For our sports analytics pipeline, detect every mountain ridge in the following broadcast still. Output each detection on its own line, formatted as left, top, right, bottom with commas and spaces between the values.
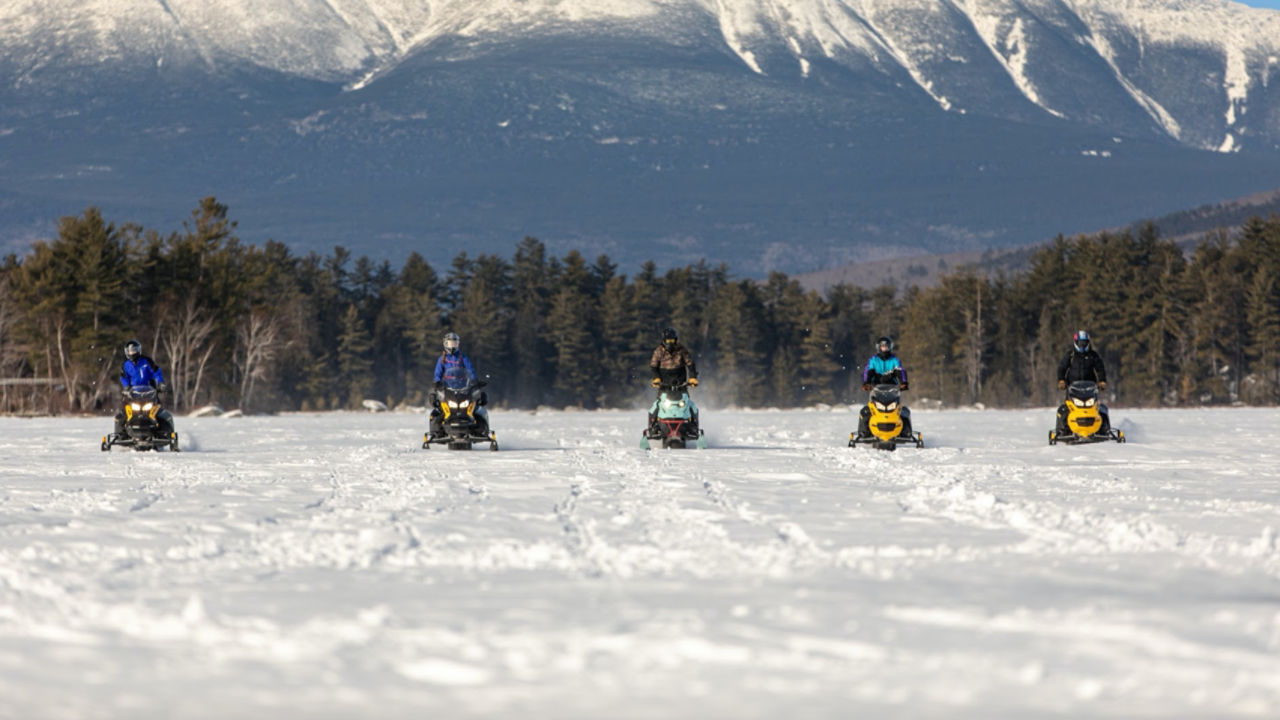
3, 0, 1280, 274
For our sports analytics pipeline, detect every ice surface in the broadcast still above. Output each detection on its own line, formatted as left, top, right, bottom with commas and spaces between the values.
1, 406, 1278, 718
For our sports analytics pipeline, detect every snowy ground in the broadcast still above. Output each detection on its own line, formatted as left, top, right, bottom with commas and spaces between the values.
1, 405, 1278, 719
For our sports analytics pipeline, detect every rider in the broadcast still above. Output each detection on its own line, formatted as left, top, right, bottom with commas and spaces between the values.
115, 338, 175, 439
648, 327, 699, 429
1056, 330, 1110, 434
429, 332, 487, 439
857, 336, 912, 439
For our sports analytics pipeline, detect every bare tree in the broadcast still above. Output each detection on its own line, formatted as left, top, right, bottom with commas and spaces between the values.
161, 298, 216, 411
234, 309, 283, 412
957, 277, 985, 405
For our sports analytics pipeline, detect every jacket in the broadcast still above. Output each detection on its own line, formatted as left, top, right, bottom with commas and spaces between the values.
650, 343, 698, 386
1057, 348, 1106, 384
120, 356, 165, 389
863, 353, 907, 385
435, 350, 478, 389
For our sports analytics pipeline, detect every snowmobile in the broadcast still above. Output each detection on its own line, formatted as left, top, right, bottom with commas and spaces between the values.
101, 385, 179, 452
422, 380, 497, 451
641, 382, 706, 450
849, 382, 923, 451
1049, 380, 1124, 445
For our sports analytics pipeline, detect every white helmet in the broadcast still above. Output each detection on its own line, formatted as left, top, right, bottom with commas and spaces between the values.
443, 332, 460, 351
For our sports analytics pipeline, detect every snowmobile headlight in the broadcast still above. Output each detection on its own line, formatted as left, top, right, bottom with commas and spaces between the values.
130, 403, 141, 411
459, 400, 470, 408
447, 401, 459, 409
677, 401, 686, 408
874, 401, 897, 412
1083, 398, 1096, 407
142, 403, 153, 411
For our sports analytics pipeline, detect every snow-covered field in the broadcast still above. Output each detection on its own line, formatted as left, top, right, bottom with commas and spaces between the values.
1, 406, 1278, 719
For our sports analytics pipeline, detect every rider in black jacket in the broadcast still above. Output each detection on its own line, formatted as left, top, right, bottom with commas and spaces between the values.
1056, 330, 1110, 433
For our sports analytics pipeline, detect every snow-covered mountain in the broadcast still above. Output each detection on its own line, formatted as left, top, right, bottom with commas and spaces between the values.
3, 0, 1280, 272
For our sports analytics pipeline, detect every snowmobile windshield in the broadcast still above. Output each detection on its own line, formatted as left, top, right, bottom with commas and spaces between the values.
870, 385, 900, 407
441, 375, 473, 391
126, 385, 158, 399
660, 392, 687, 409
1067, 381, 1098, 405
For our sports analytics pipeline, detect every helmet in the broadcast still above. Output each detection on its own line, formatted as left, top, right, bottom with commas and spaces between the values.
876, 336, 894, 354
662, 327, 678, 349
124, 339, 142, 361
443, 332, 460, 352
1073, 330, 1090, 352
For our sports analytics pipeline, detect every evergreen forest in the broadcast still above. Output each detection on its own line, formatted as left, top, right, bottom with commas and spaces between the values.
2, 197, 1279, 415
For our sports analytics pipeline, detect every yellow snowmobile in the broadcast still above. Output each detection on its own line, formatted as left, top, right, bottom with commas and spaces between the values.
1049, 381, 1124, 445
849, 383, 923, 451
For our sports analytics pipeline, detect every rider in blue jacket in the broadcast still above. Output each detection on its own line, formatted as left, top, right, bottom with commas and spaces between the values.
429, 332, 487, 438
115, 339, 175, 438
856, 336, 912, 439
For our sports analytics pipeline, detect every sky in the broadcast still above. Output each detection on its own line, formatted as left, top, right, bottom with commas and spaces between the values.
1239, 0, 1280, 8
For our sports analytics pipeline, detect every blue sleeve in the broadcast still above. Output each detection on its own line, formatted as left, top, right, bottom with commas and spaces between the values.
434, 356, 444, 382
894, 357, 907, 384
151, 362, 165, 385
463, 354, 477, 380
862, 357, 874, 383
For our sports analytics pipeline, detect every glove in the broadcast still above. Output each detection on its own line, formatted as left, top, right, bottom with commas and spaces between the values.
1098, 381, 1107, 391
861, 383, 872, 392
435, 381, 444, 391
650, 377, 661, 388
900, 382, 909, 391
688, 377, 698, 387
1057, 379, 1066, 390
156, 382, 168, 393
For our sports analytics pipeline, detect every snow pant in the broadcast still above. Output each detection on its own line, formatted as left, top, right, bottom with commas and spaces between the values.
858, 405, 912, 438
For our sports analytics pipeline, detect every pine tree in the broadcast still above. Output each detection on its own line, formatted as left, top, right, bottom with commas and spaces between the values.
597, 275, 642, 406
1244, 265, 1280, 403
796, 290, 840, 404
510, 238, 554, 407
546, 286, 600, 407
337, 304, 373, 407
708, 280, 768, 406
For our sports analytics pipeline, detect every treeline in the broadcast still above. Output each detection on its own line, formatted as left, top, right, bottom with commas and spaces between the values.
1, 198, 1278, 414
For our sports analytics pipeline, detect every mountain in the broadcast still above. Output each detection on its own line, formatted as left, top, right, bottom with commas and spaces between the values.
3, 0, 1280, 274
794, 184, 1280, 292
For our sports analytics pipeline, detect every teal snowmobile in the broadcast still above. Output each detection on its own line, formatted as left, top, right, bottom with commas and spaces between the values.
641, 382, 707, 450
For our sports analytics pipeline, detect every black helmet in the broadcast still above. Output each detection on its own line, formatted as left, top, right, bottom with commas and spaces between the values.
876, 336, 894, 355
662, 327, 678, 349
124, 339, 142, 361
1073, 330, 1090, 352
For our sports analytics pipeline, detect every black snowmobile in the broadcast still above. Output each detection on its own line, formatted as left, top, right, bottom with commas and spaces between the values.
423, 380, 498, 451
101, 385, 179, 452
